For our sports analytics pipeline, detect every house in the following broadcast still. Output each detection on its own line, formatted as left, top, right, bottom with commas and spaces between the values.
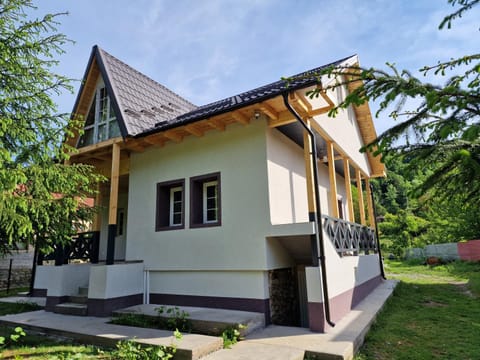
33, 45, 386, 332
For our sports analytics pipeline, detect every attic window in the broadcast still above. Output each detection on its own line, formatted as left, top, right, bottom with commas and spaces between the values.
78, 86, 121, 147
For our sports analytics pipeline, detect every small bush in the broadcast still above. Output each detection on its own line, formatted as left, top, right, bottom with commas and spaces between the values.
156, 306, 192, 332
114, 330, 181, 360
222, 324, 245, 349
0, 327, 26, 349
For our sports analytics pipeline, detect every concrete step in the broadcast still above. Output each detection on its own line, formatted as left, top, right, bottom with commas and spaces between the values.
203, 341, 305, 360
69, 295, 88, 304
114, 304, 265, 336
78, 286, 88, 296
54, 302, 88, 316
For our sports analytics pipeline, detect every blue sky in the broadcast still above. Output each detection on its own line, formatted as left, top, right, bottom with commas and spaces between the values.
34, 0, 479, 134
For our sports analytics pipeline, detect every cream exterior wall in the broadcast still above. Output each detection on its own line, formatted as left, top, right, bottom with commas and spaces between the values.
126, 120, 270, 271
148, 270, 268, 299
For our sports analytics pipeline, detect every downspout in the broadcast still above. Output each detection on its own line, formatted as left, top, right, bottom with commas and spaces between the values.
369, 183, 386, 280
282, 93, 335, 328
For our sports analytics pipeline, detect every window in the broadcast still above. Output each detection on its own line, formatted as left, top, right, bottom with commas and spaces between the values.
190, 172, 221, 228
78, 85, 121, 147
156, 179, 185, 231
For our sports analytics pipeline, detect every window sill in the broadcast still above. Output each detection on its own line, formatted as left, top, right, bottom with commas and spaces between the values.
155, 225, 185, 232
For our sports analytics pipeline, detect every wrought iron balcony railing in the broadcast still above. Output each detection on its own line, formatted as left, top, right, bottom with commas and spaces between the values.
38, 231, 100, 265
322, 215, 377, 257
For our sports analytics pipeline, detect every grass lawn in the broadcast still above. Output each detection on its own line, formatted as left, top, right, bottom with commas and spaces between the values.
355, 260, 480, 360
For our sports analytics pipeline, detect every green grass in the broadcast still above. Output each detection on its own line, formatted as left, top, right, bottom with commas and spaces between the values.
355, 260, 480, 360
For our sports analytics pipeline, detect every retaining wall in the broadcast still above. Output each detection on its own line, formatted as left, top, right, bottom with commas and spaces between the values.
406, 239, 480, 262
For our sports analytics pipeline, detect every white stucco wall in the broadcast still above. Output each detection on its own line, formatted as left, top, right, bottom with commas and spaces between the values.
35, 264, 91, 297
126, 120, 271, 271
323, 232, 381, 299
266, 128, 349, 223
88, 262, 144, 299
148, 270, 268, 299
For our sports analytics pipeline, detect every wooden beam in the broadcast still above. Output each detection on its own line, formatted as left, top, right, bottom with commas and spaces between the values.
231, 112, 250, 126
319, 89, 335, 108
294, 91, 313, 113
365, 178, 375, 229
343, 158, 355, 223
207, 118, 226, 131
183, 124, 204, 137
259, 102, 279, 120
108, 143, 120, 225
303, 119, 316, 214
322, 154, 343, 162
327, 141, 339, 218
93, 182, 102, 231
143, 133, 166, 147
163, 130, 183, 143
69, 137, 123, 157
356, 169, 366, 225
268, 110, 296, 127
289, 92, 309, 117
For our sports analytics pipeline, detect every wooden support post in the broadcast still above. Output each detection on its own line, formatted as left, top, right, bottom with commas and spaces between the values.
356, 169, 366, 225
106, 143, 120, 265
365, 178, 375, 229
327, 141, 339, 218
92, 183, 102, 232
343, 158, 355, 223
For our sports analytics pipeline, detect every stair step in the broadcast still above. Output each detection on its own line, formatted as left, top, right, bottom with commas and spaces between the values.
78, 286, 88, 296
54, 302, 88, 316
69, 295, 88, 304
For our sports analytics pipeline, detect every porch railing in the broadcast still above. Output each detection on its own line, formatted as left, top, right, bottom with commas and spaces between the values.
322, 215, 377, 256
38, 231, 100, 265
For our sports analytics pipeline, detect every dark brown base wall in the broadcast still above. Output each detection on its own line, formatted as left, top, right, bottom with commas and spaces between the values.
45, 296, 69, 312
308, 275, 383, 333
87, 294, 143, 317
150, 293, 271, 324
32, 288, 47, 297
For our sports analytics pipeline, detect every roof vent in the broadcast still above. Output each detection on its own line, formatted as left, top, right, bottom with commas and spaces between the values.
140, 109, 155, 118
124, 108, 141, 118
151, 106, 165, 114
161, 104, 174, 113
168, 102, 180, 110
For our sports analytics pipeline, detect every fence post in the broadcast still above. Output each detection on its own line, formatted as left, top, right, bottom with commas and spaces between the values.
6, 259, 13, 294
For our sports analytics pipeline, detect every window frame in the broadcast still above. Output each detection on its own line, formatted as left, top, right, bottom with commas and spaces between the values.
78, 85, 120, 147
155, 179, 185, 231
190, 172, 221, 228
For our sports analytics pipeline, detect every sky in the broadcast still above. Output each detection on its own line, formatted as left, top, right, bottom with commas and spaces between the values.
32, 0, 479, 134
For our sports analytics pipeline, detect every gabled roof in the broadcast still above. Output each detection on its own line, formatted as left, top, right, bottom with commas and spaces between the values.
139, 56, 353, 136
71, 45, 196, 137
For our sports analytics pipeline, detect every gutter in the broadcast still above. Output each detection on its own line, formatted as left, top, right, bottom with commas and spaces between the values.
282, 92, 335, 328
369, 183, 387, 280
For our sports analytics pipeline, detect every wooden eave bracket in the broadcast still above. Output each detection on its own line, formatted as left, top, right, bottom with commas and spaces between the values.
231, 112, 250, 126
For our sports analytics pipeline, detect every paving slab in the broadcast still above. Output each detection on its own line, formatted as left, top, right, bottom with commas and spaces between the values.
203, 341, 305, 360
115, 304, 264, 336
0, 310, 222, 360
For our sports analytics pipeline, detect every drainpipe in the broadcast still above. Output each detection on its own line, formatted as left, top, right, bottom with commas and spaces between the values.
282, 92, 335, 328
369, 183, 386, 280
